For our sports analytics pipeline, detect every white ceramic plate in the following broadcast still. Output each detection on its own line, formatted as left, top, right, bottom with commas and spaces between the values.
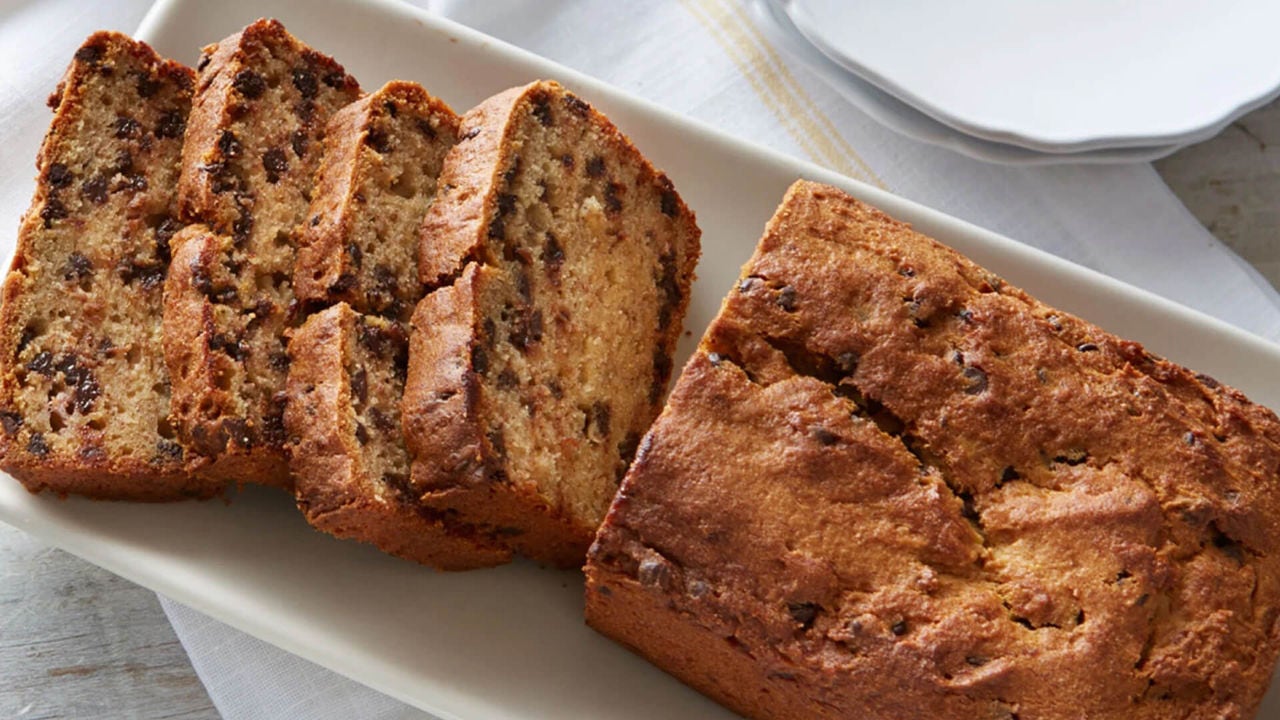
775, 0, 1280, 153
752, 0, 1184, 165
3, 0, 1280, 718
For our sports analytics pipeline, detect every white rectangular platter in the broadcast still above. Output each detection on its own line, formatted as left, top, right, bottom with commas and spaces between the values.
2, 0, 1279, 718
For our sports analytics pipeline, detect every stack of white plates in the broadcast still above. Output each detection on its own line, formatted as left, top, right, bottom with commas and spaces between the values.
758, 0, 1280, 165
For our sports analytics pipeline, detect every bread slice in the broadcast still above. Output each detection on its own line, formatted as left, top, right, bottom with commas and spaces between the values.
403, 81, 701, 568
164, 20, 361, 486
286, 304, 508, 569
0, 33, 213, 500
294, 81, 460, 320
285, 81, 507, 566
585, 181, 1280, 719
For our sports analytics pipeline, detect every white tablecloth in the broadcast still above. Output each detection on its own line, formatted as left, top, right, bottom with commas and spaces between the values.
2, 1, 1278, 718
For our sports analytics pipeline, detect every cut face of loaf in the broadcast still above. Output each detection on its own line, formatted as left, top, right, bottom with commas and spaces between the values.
404, 81, 701, 568
585, 181, 1280, 720
294, 81, 461, 320
286, 304, 508, 569
164, 19, 361, 485
286, 81, 506, 566
0, 33, 214, 499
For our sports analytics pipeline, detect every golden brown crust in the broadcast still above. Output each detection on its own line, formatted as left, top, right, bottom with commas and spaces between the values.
586, 180, 1280, 719
0, 32, 218, 500
286, 304, 509, 570
406, 81, 700, 568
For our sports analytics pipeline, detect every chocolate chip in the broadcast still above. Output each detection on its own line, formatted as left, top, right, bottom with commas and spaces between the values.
487, 216, 506, 240
592, 401, 612, 438
78, 445, 105, 462
40, 196, 68, 224
114, 149, 134, 175
558, 154, 574, 169
460, 128, 480, 141
1053, 450, 1089, 467
510, 309, 543, 351
660, 190, 679, 218
351, 368, 368, 405
563, 93, 590, 116
811, 426, 838, 445
604, 182, 623, 212
196, 53, 212, 72
365, 129, 391, 153
322, 70, 348, 88
0, 412, 21, 435
962, 366, 988, 394
135, 73, 160, 98
71, 368, 100, 413
541, 232, 565, 273
637, 556, 672, 589
496, 368, 518, 390
218, 130, 241, 158
64, 252, 93, 281
288, 131, 308, 161
268, 352, 290, 373
487, 428, 507, 460
957, 308, 974, 324
1195, 372, 1221, 389
707, 352, 723, 367
232, 211, 253, 245
788, 602, 819, 628
415, 117, 437, 140
891, 620, 908, 636
531, 92, 553, 126
47, 163, 72, 188
80, 174, 108, 204
263, 148, 288, 183
898, 265, 917, 278
1077, 342, 1099, 353
776, 285, 798, 312
224, 418, 254, 448
368, 406, 397, 432
75, 44, 104, 64
289, 67, 318, 99
547, 380, 564, 400
738, 277, 761, 293
836, 351, 859, 374
27, 432, 49, 456
209, 332, 246, 361
233, 69, 266, 99
586, 156, 605, 178
26, 351, 53, 376
155, 217, 180, 263
114, 116, 142, 139
156, 438, 183, 459
965, 655, 987, 667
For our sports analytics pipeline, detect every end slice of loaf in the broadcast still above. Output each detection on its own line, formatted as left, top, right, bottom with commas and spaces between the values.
585, 181, 1280, 719
0, 32, 213, 500
285, 81, 507, 566
164, 19, 361, 486
286, 304, 509, 569
404, 81, 701, 568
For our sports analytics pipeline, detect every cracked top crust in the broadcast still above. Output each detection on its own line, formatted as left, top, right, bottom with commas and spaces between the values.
586, 180, 1280, 719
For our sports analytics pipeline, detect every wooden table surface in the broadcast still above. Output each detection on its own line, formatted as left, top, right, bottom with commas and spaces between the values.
2, 96, 1278, 720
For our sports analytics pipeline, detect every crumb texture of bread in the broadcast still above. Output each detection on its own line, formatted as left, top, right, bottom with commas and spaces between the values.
286, 81, 508, 568
164, 19, 361, 485
585, 180, 1280, 719
285, 304, 509, 569
0, 32, 217, 500
404, 81, 701, 568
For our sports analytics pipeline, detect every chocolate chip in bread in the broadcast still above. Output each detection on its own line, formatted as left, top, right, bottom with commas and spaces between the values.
585, 180, 1280, 719
0, 32, 214, 500
403, 81, 701, 568
163, 19, 361, 486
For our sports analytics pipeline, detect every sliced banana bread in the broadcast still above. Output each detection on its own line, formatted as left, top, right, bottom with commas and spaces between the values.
585, 181, 1280, 720
404, 81, 701, 569
286, 304, 508, 569
287, 81, 502, 565
164, 19, 361, 485
294, 81, 460, 320
0, 33, 212, 500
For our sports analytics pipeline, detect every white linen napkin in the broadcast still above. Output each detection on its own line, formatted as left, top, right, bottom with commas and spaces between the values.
1, 0, 1277, 718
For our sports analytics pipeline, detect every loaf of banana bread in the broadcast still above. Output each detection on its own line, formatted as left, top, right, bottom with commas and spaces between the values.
403, 81, 701, 568
0, 32, 213, 500
585, 180, 1280, 719
164, 19, 361, 486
